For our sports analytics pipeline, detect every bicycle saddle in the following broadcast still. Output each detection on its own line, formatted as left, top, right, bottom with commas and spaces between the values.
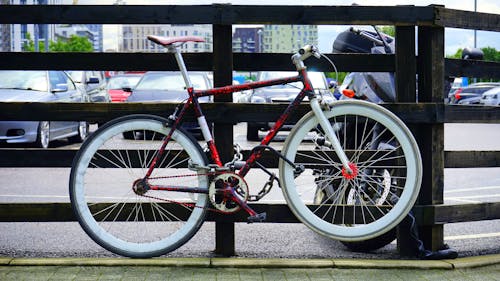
147, 35, 205, 47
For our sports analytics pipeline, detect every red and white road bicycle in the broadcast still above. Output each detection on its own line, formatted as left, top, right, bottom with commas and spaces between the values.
69, 35, 422, 258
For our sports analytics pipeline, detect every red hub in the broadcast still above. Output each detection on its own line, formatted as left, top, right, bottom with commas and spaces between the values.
341, 162, 358, 180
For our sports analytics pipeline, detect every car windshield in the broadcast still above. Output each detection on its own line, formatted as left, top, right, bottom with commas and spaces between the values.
0, 70, 48, 92
108, 76, 142, 90
66, 71, 84, 83
259, 71, 327, 89
135, 72, 209, 91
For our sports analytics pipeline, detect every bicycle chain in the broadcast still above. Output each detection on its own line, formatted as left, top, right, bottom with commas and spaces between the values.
141, 171, 239, 214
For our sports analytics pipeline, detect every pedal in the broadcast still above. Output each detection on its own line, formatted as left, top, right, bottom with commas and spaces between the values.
247, 212, 266, 223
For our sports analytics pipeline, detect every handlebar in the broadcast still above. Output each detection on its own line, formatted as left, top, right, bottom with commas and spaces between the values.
292, 45, 321, 70
349, 27, 384, 46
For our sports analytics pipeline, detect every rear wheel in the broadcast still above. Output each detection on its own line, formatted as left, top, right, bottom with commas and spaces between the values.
280, 100, 421, 242
36, 121, 50, 149
70, 114, 209, 258
69, 121, 89, 143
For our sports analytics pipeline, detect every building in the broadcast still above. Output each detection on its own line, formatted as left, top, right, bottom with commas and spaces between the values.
262, 25, 318, 53
232, 27, 263, 53
2, 0, 63, 52
55, 24, 103, 52
120, 25, 212, 53
86, 24, 104, 52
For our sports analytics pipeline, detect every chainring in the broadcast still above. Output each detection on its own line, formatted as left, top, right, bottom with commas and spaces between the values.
208, 172, 249, 213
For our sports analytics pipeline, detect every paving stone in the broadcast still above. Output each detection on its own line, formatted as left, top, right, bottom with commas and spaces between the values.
236, 268, 264, 281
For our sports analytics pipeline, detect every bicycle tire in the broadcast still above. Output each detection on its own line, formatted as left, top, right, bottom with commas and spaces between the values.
279, 100, 422, 241
70, 114, 209, 258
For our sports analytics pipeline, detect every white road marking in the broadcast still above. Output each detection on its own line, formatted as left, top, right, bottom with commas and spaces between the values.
0, 194, 69, 199
444, 232, 500, 241
445, 185, 500, 194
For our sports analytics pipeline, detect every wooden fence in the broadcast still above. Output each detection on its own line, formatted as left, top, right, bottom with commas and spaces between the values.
0, 4, 499, 257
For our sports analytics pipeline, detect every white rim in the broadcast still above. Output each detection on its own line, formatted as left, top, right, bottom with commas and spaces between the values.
280, 100, 422, 241
71, 118, 208, 256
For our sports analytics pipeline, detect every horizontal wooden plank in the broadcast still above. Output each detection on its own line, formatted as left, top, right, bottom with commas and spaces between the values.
0, 102, 444, 123
444, 105, 500, 123
414, 202, 500, 225
0, 52, 394, 72
1, 202, 498, 225
445, 151, 500, 168
434, 7, 500, 32
1, 148, 498, 169
0, 149, 76, 167
0, 102, 497, 127
1, 102, 498, 124
0, 5, 436, 25
3, 102, 499, 124
445, 58, 500, 79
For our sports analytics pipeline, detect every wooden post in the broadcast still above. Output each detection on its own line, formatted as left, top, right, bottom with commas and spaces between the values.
395, 26, 416, 103
394, 25, 420, 257
212, 24, 236, 257
415, 25, 445, 251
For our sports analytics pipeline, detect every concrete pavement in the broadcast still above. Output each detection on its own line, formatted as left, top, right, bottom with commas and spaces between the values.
1, 254, 499, 280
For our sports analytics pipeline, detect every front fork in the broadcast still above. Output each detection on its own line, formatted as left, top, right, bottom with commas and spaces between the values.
309, 97, 353, 174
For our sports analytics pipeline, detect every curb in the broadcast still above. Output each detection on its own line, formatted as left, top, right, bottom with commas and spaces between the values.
2, 254, 500, 270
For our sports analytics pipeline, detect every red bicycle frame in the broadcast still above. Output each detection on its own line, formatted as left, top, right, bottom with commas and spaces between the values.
143, 68, 315, 217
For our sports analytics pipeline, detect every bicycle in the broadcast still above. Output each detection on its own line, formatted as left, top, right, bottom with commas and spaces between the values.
69, 35, 422, 258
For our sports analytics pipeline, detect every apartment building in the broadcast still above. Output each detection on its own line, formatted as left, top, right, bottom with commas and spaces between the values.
120, 25, 212, 53
262, 25, 318, 53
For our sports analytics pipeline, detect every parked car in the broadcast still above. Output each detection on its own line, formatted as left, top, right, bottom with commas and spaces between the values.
125, 71, 212, 138
67, 70, 110, 103
237, 71, 335, 141
448, 82, 500, 104
106, 73, 143, 102
479, 86, 500, 106
0, 70, 89, 148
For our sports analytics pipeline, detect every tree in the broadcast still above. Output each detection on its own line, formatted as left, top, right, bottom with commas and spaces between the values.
23, 33, 93, 52
378, 26, 395, 37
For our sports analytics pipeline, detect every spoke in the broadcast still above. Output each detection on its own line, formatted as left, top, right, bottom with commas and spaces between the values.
151, 201, 183, 221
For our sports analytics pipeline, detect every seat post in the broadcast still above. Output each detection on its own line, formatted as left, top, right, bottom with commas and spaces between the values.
169, 45, 193, 89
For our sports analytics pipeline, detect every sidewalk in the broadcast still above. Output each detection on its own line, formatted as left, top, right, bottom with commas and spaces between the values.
1, 254, 499, 281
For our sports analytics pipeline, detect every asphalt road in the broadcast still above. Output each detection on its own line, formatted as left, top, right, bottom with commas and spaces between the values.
0, 123, 498, 259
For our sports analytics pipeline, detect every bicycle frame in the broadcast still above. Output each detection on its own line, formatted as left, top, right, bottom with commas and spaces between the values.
142, 38, 350, 217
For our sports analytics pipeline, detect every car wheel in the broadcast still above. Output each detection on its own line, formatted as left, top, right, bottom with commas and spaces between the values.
69, 121, 89, 143
36, 121, 50, 149
246, 123, 260, 141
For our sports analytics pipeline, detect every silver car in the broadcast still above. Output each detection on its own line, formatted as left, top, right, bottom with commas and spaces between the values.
67, 70, 110, 103
480, 86, 500, 106
0, 70, 89, 148
124, 71, 212, 139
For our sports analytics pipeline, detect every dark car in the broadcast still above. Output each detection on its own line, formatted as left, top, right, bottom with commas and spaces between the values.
125, 71, 212, 138
107, 73, 143, 102
448, 82, 500, 105
67, 70, 110, 103
237, 71, 335, 141
0, 70, 89, 148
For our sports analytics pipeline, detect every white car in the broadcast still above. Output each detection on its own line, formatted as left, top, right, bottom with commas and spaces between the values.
480, 86, 500, 106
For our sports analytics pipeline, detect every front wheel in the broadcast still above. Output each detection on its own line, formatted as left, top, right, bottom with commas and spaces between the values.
280, 100, 422, 242
69, 114, 209, 258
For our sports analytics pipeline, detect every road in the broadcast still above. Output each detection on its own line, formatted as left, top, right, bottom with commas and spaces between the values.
0, 123, 499, 259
